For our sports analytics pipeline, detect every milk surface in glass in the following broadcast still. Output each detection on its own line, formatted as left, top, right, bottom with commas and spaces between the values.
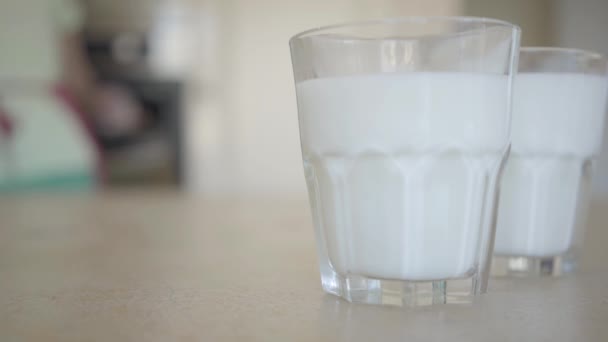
495, 73, 608, 257
297, 72, 510, 281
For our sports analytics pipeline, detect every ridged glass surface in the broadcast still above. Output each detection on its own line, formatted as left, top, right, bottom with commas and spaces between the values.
304, 150, 504, 282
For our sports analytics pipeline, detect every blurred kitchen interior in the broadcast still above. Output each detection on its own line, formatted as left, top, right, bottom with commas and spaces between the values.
0, 0, 607, 198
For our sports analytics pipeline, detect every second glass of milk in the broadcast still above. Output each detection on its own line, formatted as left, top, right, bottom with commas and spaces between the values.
493, 47, 608, 276
290, 17, 520, 306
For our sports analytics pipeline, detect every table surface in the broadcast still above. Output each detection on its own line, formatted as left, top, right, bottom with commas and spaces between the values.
1, 193, 607, 341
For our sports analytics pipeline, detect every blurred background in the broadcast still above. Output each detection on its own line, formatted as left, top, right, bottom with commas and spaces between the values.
0, 0, 607, 198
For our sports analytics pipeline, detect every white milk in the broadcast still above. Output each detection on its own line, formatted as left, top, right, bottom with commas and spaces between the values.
297, 72, 510, 281
494, 73, 608, 257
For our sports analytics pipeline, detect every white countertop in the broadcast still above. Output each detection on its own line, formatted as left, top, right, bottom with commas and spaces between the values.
1, 193, 607, 341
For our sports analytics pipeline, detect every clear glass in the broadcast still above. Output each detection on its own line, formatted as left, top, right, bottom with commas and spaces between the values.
290, 17, 520, 306
493, 47, 608, 277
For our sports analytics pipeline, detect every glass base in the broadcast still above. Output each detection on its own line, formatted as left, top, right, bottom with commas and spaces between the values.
320, 269, 479, 307
491, 255, 577, 277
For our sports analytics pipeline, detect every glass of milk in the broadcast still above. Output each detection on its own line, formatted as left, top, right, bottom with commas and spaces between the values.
493, 47, 608, 277
290, 17, 520, 306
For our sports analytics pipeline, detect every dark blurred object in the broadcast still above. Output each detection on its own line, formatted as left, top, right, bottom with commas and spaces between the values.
0, 108, 15, 138
84, 30, 183, 187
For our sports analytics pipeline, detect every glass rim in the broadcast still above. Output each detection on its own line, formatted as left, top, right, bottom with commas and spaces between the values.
289, 16, 521, 43
521, 46, 607, 63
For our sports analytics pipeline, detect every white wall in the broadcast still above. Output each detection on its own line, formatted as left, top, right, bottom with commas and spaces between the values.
463, 0, 554, 46
553, 0, 608, 196
185, 0, 463, 197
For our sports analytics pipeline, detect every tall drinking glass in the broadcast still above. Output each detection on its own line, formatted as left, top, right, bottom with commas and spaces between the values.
290, 17, 520, 306
493, 47, 608, 276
